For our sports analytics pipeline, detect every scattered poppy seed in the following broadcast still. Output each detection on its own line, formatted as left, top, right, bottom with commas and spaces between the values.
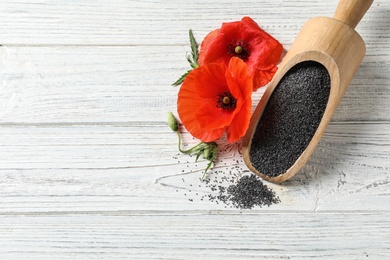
250, 61, 330, 177
177, 145, 280, 209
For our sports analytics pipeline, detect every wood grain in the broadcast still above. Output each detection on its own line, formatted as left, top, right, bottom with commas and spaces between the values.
0, 0, 389, 258
0, 123, 388, 212
0, 46, 389, 123
0, 212, 389, 259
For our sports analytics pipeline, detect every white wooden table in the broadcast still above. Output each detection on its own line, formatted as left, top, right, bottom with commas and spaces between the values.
0, 0, 389, 258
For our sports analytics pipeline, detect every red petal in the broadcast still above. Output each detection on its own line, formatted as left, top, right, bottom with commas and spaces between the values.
199, 21, 242, 66
178, 50, 255, 143
177, 64, 231, 142
225, 57, 253, 142
177, 72, 204, 137
193, 63, 228, 98
252, 65, 278, 90
195, 61, 239, 131
198, 16, 283, 90
240, 17, 283, 89
198, 29, 219, 66
199, 34, 230, 66
189, 127, 226, 143
196, 101, 235, 130
227, 57, 254, 94
226, 95, 252, 142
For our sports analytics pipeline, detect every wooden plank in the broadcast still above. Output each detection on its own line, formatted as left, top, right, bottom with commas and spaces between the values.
0, 0, 384, 46
0, 45, 184, 123
0, 123, 388, 212
0, 45, 389, 123
0, 212, 389, 259
0, 0, 335, 45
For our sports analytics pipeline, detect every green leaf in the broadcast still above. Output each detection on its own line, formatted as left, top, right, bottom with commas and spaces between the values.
195, 149, 203, 162
185, 53, 197, 69
171, 70, 191, 86
189, 29, 199, 67
171, 29, 199, 87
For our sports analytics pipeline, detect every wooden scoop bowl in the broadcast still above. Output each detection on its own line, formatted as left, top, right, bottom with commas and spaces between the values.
242, 0, 374, 183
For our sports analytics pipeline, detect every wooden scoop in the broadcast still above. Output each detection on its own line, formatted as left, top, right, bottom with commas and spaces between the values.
242, 0, 374, 183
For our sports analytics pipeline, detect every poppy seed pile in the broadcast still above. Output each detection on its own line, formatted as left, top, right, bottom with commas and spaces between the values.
180, 170, 280, 209
222, 174, 280, 209
249, 61, 331, 177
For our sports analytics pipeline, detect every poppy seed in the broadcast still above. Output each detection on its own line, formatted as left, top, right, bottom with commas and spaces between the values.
249, 61, 331, 177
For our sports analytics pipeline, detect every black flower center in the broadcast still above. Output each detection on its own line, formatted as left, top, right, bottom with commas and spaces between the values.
227, 39, 251, 61
217, 92, 237, 111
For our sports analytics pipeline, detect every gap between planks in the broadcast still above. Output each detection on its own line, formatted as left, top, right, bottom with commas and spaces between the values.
0, 209, 389, 216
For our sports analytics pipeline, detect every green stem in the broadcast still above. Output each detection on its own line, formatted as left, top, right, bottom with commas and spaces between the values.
201, 154, 215, 181
175, 129, 217, 181
176, 131, 204, 154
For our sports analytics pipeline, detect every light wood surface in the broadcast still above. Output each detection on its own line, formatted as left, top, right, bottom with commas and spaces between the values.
0, 0, 389, 259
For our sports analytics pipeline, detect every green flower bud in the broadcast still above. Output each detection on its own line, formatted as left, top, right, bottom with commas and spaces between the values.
167, 112, 178, 132
203, 147, 211, 159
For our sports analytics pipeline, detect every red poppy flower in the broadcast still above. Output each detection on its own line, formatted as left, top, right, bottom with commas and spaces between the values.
198, 16, 283, 90
177, 57, 252, 143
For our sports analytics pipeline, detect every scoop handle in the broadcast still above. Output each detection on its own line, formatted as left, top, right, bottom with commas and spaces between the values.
333, 0, 374, 29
